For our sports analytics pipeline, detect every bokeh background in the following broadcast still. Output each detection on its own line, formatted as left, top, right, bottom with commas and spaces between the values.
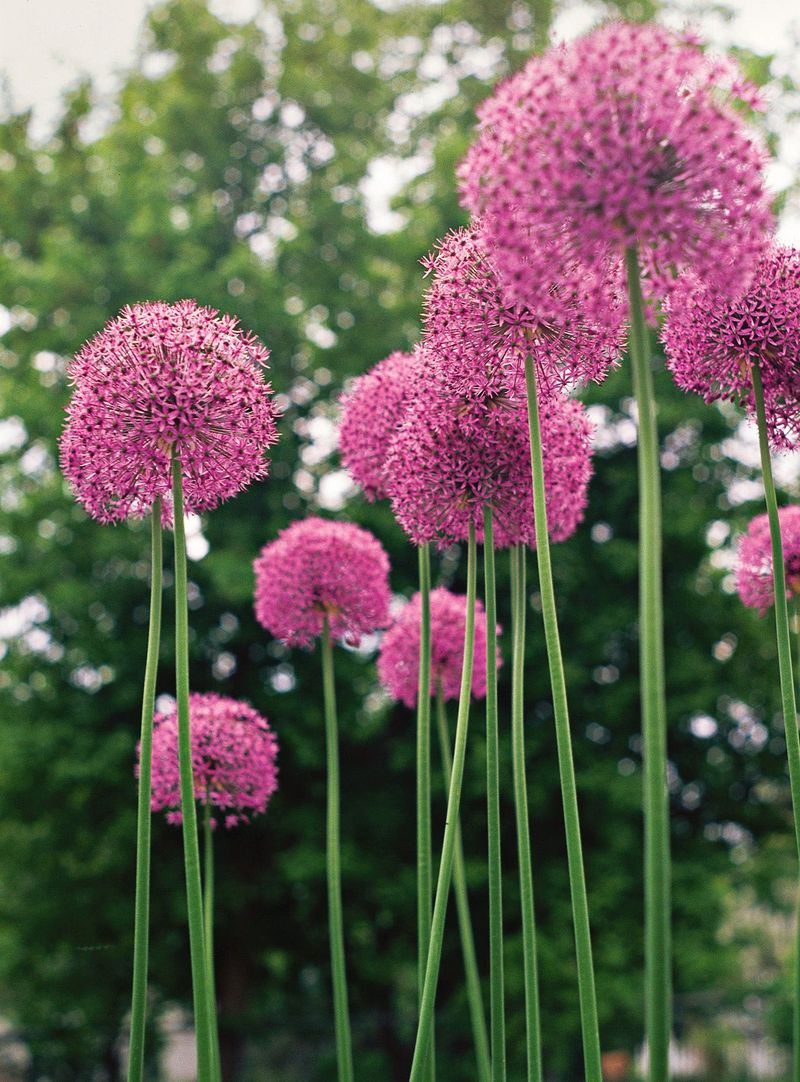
2, 0, 800, 1078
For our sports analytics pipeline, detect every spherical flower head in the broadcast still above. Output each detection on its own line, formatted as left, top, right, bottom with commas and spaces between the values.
384, 389, 593, 550
459, 22, 772, 315
736, 506, 800, 616
338, 349, 421, 500
60, 300, 279, 524
378, 587, 500, 708
662, 247, 800, 450
253, 517, 392, 647
144, 693, 279, 828
422, 222, 625, 395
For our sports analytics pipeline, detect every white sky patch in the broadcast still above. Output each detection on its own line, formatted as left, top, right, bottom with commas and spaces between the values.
360, 153, 432, 234
0, 594, 49, 641
184, 514, 210, 561
0, 417, 27, 454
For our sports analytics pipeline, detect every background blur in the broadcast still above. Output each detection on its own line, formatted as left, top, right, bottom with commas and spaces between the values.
1, 0, 800, 1078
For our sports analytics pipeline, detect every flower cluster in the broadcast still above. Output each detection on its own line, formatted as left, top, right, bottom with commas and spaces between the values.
663, 247, 800, 449
61, 300, 279, 523
736, 506, 800, 616
253, 517, 392, 647
338, 350, 421, 500
146, 693, 279, 828
459, 21, 772, 318
378, 587, 500, 708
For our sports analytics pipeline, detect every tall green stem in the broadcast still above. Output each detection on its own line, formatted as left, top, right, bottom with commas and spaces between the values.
417, 543, 434, 1082
434, 688, 491, 1082
127, 500, 163, 1082
203, 798, 222, 1082
792, 600, 800, 1082
171, 456, 213, 1082
483, 507, 506, 1082
409, 524, 478, 1082
321, 617, 355, 1082
624, 246, 670, 1082
510, 544, 543, 1082
524, 356, 601, 1082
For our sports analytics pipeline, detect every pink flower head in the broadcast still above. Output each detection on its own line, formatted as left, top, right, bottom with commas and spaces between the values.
338, 349, 421, 500
422, 222, 625, 396
384, 390, 592, 550
145, 692, 279, 828
459, 22, 772, 317
253, 517, 392, 647
736, 506, 800, 616
378, 587, 500, 708
60, 300, 279, 523
662, 247, 800, 450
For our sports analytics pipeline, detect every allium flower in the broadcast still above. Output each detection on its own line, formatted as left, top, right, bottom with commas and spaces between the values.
459, 22, 772, 317
60, 300, 279, 523
378, 588, 500, 708
422, 222, 625, 395
662, 247, 800, 449
385, 391, 592, 549
736, 506, 800, 616
253, 517, 392, 647
145, 693, 279, 828
338, 349, 421, 500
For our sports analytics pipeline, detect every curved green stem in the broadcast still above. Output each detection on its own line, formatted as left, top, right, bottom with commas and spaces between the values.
483, 507, 506, 1082
127, 500, 163, 1082
321, 617, 355, 1082
409, 524, 477, 1082
625, 246, 670, 1082
510, 544, 543, 1082
203, 798, 222, 1082
417, 543, 435, 1082
524, 356, 601, 1082
171, 456, 213, 1082
434, 688, 491, 1082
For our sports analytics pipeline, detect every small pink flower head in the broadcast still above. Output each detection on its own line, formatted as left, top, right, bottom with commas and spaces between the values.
60, 300, 279, 523
422, 222, 625, 395
384, 390, 592, 550
378, 587, 500, 708
736, 506, 800, 616
145, 693, 279, 828
459, 22, 772, 315
253, 517, 392, 647
338, 349, 421, 500
662, 247, 800, 450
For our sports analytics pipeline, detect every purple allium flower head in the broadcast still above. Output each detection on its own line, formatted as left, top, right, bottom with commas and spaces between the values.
662, 247, 800, 450
253, 517, 392, 647
60, 300, 279, 523
459, 22, 772, 318
422, 222, 625, 396
144, 692, 279, 828
338, 349, 421, 500
385, 390, 593, 550
378, 587, 500, 708
736, 506, 800, 616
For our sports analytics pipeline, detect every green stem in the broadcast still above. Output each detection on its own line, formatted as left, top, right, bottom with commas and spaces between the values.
483, 507, 506, 1082
510, 544, 543, 1082
624, 245, 670, 1082
434, 687, 491, 1082
792, 600, 800, 1082
417, 543, 435, 1082
321, 617, 355, 1082
203, 798, 222, 1082
409, 523, 478, 1082
127, 500, 163, 1082
171, 455, 213, 1082
524, 356, 601, 1082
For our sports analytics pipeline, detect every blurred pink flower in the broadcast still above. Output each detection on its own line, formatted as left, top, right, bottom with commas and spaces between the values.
736, 506, 800, 616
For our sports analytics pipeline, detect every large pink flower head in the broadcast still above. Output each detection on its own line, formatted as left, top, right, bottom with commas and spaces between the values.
736, 506, 800, 616
459, 22, 772, 317
253, 517, 392, 647
662, 247, 800, 450
384, 390, 592, 550
378, 587, 500, 708
422, 222, 625, 396
60, 300, 279, 523
144, 693, 279, 828
338, 349, 421, 500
